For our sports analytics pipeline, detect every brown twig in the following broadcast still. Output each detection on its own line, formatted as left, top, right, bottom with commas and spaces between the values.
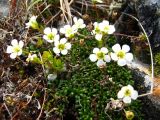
36, 89, 47, 120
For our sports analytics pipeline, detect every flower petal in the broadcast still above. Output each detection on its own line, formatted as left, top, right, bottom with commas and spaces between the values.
101, 47, 108, 54
64, 25, 71, 29
123, 97, 131, 104
117, 90, 124, 99
131, 90, 138, 100
46, 39, 54, 43
54, 40, 60, 46
19, 41, 24, 48
53, 47, 60, 54
6, 46, 13, 53
96, 60, 106, 68
54, 35, 60, 42
125, 53, 133, 62
93, 48, 100, 54
44, 27, 51, 34
60, 38, 67, 44
65, 43, 71, 49
60, 28, 65, 34
95, 34, 102, 41
127, 85, 134, 91
103, 20, 109, 25
121, 86, 128, 93
117, 59, 126, 66
122, 44, 130, 53
11, 39, 18, 46
43, 35, 48, 40
30, 16, 37, 21
10, 53, 17, 59
73, 17, 78, 23
112, 44, 121, 52
78, 19, 84, 24
61, 49, 68, 55
81, 24, 86, 28
93, 22, 98, 27
17, 50, 22, 56
89, 54, 97, 62
51, 28, 57, 34
111, 53, 118, 61
104, 55, 111, 63
108, 25, 115, 34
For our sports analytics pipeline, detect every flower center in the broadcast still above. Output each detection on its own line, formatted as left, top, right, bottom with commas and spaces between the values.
13, 46, 21, 53
47, 33, 54, 40
66, 28, 73, 34
95, 27, 101, 33
97, 52, 105, 59
58, 44, 65, 50
117, 50, 125, 58
104, 26, 109, 32
30, 21, 38, 29
124, 89, 131, 96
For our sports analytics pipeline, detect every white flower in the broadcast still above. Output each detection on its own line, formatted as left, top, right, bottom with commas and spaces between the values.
25, 16, 39, 29
26, 53, 37, 62
53, 38, 71, 55
92, 20, 115, 41
92, 0, 103, 3
92, 22, 103, 41
117, 85, 138, 104
89, 47, 111, 68
6, 39, 24, 59
111, 44, 133, 66
60, 25, 77, 38
43, 27, 59, 43
99, 20, 115, 34
72, 17, 86, 30
144, 75, 153, 87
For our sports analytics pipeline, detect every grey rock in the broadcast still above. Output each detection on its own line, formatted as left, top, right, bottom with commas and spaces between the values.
115, 0, 160, 52
135, 0, 160, 51
128, 59, 160, 119
0, 0, 9, 17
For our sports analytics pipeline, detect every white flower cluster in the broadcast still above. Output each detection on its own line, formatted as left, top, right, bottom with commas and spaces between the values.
6, 16, 86, 59
6, 15, 140, 106
44, 16, 86, 55
92, 20, 115, 41
60, 17, 86, 38
7, 16, 134, 67
89, 44, 133, 67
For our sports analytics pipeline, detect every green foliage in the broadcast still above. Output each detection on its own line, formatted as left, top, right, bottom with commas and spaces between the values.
44, 33, 143, 119
154, 53, 160, 76
155, 53, 160, 65
42, 51, 64, 72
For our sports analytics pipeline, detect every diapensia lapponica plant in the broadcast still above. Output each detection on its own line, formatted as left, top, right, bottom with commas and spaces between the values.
6, 15, 140, 119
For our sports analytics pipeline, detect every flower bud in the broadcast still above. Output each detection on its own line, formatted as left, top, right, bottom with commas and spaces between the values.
125, 111, 134, 120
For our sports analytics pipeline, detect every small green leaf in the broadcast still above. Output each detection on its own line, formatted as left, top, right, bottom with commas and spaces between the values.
42, 51, 53, 62
51, 57, 64, 72
36, 38, 43, 47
